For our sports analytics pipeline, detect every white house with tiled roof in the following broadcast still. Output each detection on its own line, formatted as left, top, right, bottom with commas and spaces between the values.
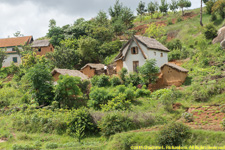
0, 36, 33, 67
114, 35, 170, 73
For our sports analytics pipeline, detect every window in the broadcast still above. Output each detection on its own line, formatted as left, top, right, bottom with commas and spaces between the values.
13, 57, 18, 63
133, 61, 139, 72
154, 52, 156, 56
161, 53, 163, 57
131, 47, 138, 54
50, 48, 52, 51
38, 48, 41, 52
12, 48, 16, 51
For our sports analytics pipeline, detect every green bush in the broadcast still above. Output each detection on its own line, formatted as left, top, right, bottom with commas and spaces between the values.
221, 119, 225, 130
211, 13, 217, 22
68, 108, 97, 137
110, 75, 122, 87
118, 68, 128, 83
125, 73, 142, 86
91, 75, 110, 87
168, 49, 181, 61
135, 85, 151, 98
88, 87, 111, 110
99, 113, 133, 137
182, 112, 194, 122
158, 122, 191, 147
101, 94, 132, 111
177, 17, 183, 22
167, 19, 173, 25
166, 39, 182, 50
12, 144, 38, 150
204, 24, 217, 40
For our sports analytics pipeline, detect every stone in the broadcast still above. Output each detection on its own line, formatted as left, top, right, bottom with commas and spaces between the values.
212, 26, 225, 44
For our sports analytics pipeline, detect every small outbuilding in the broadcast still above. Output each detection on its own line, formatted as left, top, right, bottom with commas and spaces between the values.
161, 63, 189, 86
31, 39, 54, 56
80, 63, 105, 78
51, 69, 88, 81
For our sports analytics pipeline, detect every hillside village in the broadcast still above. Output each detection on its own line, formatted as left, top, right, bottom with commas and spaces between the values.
1, 0, 225, 149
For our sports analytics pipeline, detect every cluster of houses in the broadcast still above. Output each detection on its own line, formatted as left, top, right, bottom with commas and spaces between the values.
0, 35, 189, 88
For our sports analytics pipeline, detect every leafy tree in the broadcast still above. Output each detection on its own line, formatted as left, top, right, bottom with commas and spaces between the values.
54, 75, 82, 109
136, 1, 147, 22
47, 19, 65, 46
99, 39, 122, 61
109, 0, 123, 22
112, 18, 126, 36
138, 59, 159, 85
120, 7, 135, 28
148, 2, 158, 16
95, 11, 108, 26
0, 49, 7, 68
90, 26, 113, 43
169, 0, 178, 13
46, 44, 80, 69
177, 0, 192, 16
26, 63, 54, 106
22, 52, 47, 69
212, 0, 225, 19
159, 0, 169, 14
78, 36, 100, 64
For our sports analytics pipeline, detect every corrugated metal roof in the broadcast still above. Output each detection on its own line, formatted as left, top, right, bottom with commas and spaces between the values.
31, 39, 50, 47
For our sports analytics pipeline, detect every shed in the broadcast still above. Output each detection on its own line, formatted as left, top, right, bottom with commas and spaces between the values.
51, 69, 88, 81
161, 63, 189, 86
80, 63, 105, 78
31, 39, 54, 56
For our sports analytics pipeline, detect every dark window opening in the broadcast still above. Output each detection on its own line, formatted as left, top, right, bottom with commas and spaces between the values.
38, 48, 41, 52
131, 47, 138, 54
12, 48, 16, 51
13, 57, 18, 63
50, 48, 52, 51
161, 53, 163, 57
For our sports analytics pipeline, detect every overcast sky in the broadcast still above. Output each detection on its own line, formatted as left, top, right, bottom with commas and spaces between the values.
0, 0, 201, 39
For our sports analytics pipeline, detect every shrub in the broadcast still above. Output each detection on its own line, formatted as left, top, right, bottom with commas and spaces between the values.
206, 1, 215, 14
211, 13, 217, 21
204, 24, 217, 40
54, 75, 82, 109
45, 143, 58, 149
99, 113, 133, 137
12, 144, 38, 150
68, 108, 97, 138
118, 68, 128, 83
136, 85, 151, 98
166, 39, 182, 50
110, 75, 122, 87
158, 122, 191, 147
101, 94, 132, 111
91, 75, 110, 87
182, 112, 194, 122
79, 79, 90, 98
88, 87, 110, 110
168, 49, 181, 61
167, 19, 173, 25
125, 73, 142, 86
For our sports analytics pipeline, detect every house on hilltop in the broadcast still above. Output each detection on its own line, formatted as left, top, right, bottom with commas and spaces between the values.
80, 63, 106, 78
51, 69, 88, 81
114, 35, 170, 73
31, 39, 54, 56
0, 36, 33, 67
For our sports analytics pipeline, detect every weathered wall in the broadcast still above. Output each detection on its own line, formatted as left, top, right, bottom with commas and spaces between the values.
116, 59, 123, 73
81, 66, 95, 78
2, 53, 22, 67
161, 66, 188, 86
35, 44, 54, 56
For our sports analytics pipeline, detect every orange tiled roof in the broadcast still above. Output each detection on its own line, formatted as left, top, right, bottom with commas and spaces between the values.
0, 36, 33, 48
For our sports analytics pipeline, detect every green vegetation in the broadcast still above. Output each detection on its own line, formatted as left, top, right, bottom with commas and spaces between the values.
2, 0, 225, 149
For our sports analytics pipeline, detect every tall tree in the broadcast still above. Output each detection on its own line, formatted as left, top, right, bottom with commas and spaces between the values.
109, 0, 123, 23
159, 0, 169, 14
13, 31, 24, 37
0, 49, 7, 68
169, 0, 178, 13
136, 1, 147, 21
148, 2, 158, 16
177, 0, 192, 16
